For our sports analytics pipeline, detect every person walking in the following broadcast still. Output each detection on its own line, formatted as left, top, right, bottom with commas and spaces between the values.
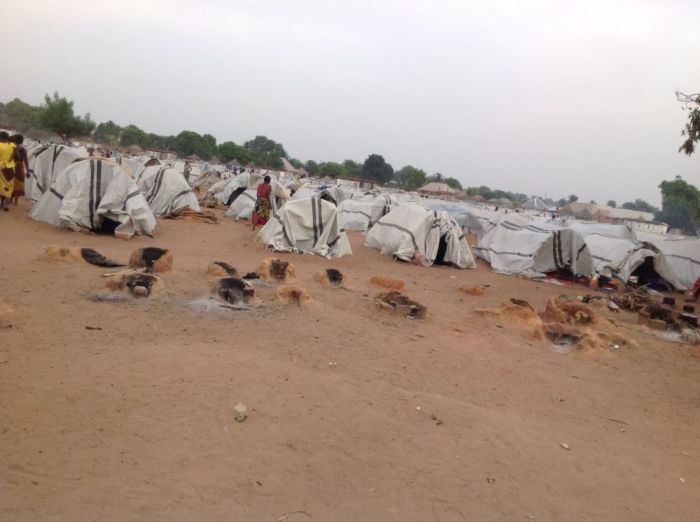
0, 131, 17, 212
251, 175, 272, 231
10, 135, 28, 205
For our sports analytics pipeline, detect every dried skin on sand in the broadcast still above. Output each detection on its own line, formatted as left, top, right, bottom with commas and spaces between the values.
213, 278, 256, 305
129, 248, 173, 273
375, 291, 427, 319
105, 273, 165, 297
313, 268, 344, 288
276, 285, 312, 305
206, 261, 239, 278
259, 258, 296, 281
370, 276, 405, 291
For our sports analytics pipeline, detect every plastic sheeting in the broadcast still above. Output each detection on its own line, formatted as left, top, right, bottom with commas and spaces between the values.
633, 231, 700, 290
135, 165, 200, 216
30, 158, 156, 238
258, 198, 352, 259
366, 202, 475, 269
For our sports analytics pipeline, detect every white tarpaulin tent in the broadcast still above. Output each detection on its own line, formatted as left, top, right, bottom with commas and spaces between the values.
563, 220, 633, 239
476, 215, 593, 277
337, 195, 392, 232
135, 164, 200, 216
633, 231, 700, 290
366, 202, 475, 268
225, 188, 257, 220
258, 198, 352, 259
30, 158, 156, 238
26, 144, 88, 201
585, 233, 674, 284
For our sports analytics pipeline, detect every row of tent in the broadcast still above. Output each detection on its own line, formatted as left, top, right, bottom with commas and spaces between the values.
22, 142, 700, 293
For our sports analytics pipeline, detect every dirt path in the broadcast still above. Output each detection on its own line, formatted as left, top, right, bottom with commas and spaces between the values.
1, 199, 699, 521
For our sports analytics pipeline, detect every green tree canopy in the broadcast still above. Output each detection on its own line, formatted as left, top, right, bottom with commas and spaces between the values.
621, 199, 658, 214
119, 124, 148, 147
342, 159, 362, 179
39, 92, 95, 141
0, 98, 42, 132
567, 194, 579, 203
362, 154, 394, 184
395, 165, 427, 190
677, 91, 700, 155
607, 200, 617, 208
656, 176, 700, 233
319, 161, 345, 178
172, 130, 217, 160
93, 120, 122, 146
218, 141, 252, 164
305, 160, 320, 176
243, 135, 286, 167
444, 177, 463, 191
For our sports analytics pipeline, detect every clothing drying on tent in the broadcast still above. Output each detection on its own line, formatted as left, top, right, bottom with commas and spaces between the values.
366, 202, 475, 268
30, 158, 156, 238
337, 195, 392, 232
135, 164, 200, 216
476, 215, 593, 277
258, 198, 352, 259
26, 144, 87, 202
633, 231, 700, 291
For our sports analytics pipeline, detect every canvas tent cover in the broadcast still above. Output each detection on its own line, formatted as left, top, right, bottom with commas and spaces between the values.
135, 165, 200, 216
634, 231, 700, 290
26, 144, 88, 202
30, 158, 156, 238
476, 215, 593, 277
366, 202, 475, 268
258, 198, 352, 259
337, 195, 392, 232
225, 188, 257, 220
585, 234, 673, 283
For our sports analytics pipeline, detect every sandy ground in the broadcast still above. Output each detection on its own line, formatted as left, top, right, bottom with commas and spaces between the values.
1, 198, 699, 521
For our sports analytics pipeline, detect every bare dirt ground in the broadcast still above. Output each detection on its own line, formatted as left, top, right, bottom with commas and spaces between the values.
1, 199, 699, 521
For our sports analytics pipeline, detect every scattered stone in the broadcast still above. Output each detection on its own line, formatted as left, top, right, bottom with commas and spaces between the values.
233, 403, 249, 422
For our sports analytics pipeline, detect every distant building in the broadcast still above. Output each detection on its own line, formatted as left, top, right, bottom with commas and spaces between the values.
418, 182, 458, 200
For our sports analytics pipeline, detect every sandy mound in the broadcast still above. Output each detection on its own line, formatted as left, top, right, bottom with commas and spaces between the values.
276, 285, 312, 305
128, 248, 173, 273
475, 299, 541, 327
213, 278, 255, 306
44, 245, 82, 262
105, 272, 165, 297
313, 268, 344, 288
375, 291, 427, 319
460, 285, 486, 296
206, 261, 239, 278
370, 276, 405, 290
543, 296, 597, 325
259, 258, 296, 281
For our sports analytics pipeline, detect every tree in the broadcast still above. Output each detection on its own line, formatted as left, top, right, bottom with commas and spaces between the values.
607, 200, 617, 208
93, 120, 122, 146
0, 98, 42, 132
590, 199, 596, 204
319, 162, 345, 178
218, 141, 252, 164
556, 198, 567, 208
342, 159, 362, 178
567, 194, 578, 203
656, 176, 700, 234
362, 154, 394, 184
119, 124, 148, 147
39, 92, 95, 141
621, 199, 658, 214
395, 165, 427, 190
288, 158, 304, 169
444, 177, 463, 191
171, 130, 217, 160
305, 160, 320, 177
677, 90, 700, 155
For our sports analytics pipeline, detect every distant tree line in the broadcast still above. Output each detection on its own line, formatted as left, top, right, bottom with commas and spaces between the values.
2, 92, 699, 232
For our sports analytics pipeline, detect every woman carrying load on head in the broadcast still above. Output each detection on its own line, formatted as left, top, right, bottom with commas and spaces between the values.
0, 131, 17, 212
251, 175, 272, 231
10, 134, 28, 205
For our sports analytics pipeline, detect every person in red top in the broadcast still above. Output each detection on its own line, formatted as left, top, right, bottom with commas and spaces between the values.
10, 135, 28, 205
251, 175, 272, 231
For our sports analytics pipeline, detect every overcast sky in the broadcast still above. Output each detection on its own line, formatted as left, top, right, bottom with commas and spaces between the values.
7, 0, 700, 204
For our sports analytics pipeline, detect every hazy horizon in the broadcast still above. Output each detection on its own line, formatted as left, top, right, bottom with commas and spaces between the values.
7, 0, 700, 205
